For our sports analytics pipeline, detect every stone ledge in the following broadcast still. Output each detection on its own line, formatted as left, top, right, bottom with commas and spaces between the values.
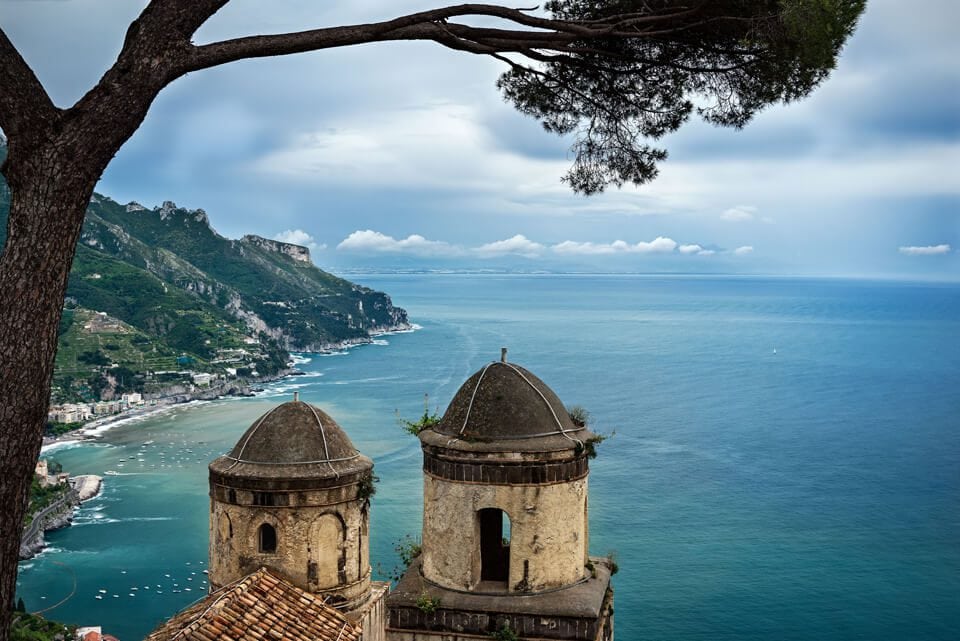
386, 560, 612, 640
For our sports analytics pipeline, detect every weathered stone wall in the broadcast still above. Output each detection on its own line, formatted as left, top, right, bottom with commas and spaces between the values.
353, 582, 389, 641
386, 604, 613, 641
208, 486, 371, 609
421, 474, 588, 593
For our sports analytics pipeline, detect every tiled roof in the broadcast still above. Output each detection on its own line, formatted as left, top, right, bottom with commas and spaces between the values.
145, 568, 362, 641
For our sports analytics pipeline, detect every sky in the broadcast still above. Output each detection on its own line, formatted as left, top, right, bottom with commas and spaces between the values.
2, 0, 958, 278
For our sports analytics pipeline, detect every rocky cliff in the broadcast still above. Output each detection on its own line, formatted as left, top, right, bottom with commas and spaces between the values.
0, 135, 409, 358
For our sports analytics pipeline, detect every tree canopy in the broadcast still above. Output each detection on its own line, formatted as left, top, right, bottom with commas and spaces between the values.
0, 1, 864, 193
498, 0, 866, 192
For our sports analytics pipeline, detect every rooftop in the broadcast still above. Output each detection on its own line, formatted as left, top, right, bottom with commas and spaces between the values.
424, 358, 589, 452
209, 399, 372, 483
144, 567, 362, 641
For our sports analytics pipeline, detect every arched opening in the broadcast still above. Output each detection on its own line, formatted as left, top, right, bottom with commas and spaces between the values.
359, 506, 368, 578
218, 513, 233, 542
313, 514, 344, 588
478, 508, 510, 584
258, 523, 277, 553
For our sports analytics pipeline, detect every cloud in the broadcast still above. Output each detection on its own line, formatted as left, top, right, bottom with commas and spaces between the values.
552, 241, 625, 255
899, 244, 951, 256
273, 229, 323, 250
634, 237, 679, 253
551, 237, 681, 255
721, 206, 757, 222
733, 246, 755, 256
336, 230, 461, 256
335, 231, 712, 260
475, 234, 544, 258
249, 102, 566, 195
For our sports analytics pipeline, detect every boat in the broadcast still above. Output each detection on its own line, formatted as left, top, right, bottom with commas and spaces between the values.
105, 470, 120, 476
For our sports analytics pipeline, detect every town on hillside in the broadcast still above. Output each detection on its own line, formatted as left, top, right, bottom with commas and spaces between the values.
47, 307, 287, 436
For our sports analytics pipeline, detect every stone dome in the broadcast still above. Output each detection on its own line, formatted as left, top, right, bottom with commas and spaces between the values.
423, 359, 590, 453
210, 399, 372, 488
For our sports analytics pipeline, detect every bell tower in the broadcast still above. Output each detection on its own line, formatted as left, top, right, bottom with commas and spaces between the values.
387, 353, 614, 640
208, 395, 376, 612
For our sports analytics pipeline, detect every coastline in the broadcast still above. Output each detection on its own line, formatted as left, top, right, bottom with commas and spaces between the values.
19, 475, 103, 560
40, 321, 419, 453
71, 474, 103, 502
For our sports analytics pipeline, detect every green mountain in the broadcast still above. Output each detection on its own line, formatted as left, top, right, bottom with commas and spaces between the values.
0, 139, 409, 400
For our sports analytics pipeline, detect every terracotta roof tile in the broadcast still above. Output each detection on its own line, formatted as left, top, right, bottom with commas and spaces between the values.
144, 568, 362, 641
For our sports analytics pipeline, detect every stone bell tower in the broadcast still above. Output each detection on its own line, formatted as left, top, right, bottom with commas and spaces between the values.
387, 351, 614, 641
208, 394, 383, 620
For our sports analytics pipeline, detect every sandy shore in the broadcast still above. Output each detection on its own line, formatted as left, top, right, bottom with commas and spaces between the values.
40, 399, 192, 453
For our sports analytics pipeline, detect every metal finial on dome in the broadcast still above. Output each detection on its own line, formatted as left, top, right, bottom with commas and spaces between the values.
501, 347, 508, 363
294, 391, 299, 402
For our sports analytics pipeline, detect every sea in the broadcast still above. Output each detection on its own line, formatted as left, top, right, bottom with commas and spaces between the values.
15, 274, 960, 641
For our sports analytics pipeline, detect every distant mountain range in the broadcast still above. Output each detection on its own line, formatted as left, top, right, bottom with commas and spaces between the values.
0, 141, 409, 397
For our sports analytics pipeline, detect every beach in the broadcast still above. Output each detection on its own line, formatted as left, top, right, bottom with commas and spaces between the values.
41, 400, 203, 453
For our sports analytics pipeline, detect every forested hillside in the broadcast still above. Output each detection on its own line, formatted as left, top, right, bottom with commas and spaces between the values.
0, 138, 408, 402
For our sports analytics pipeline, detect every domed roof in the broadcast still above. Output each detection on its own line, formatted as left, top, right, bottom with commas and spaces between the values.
210, 399, 371, 485
227, 401, 358, 464
426, 359, 587, 451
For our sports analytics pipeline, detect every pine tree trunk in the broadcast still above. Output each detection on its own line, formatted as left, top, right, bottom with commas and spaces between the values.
0, 146, 95, 639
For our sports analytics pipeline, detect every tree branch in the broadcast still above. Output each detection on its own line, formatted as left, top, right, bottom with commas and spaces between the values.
0, 27, 59, 142
183, 3, 711, 73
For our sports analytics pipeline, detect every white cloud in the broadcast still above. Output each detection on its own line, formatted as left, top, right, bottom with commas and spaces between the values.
250, 103, 564, 195
475, 234, 544, 258
899, 244, 951, 256
697, 249, 716, 256
678, 244, 703, 255
274, 229, 322, 250
552, 241, 624, 255
733, 246, 755, 256
721, 206, 757, 222
551, 237, 680, 255
634, 236, 679, 253
337, 230, 461, 256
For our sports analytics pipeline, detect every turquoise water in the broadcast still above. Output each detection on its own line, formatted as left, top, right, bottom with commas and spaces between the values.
16, 275, 960, 640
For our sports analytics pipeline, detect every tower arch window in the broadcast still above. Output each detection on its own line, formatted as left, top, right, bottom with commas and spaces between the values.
259, 523, 277, 553
478, 508, 510, 584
